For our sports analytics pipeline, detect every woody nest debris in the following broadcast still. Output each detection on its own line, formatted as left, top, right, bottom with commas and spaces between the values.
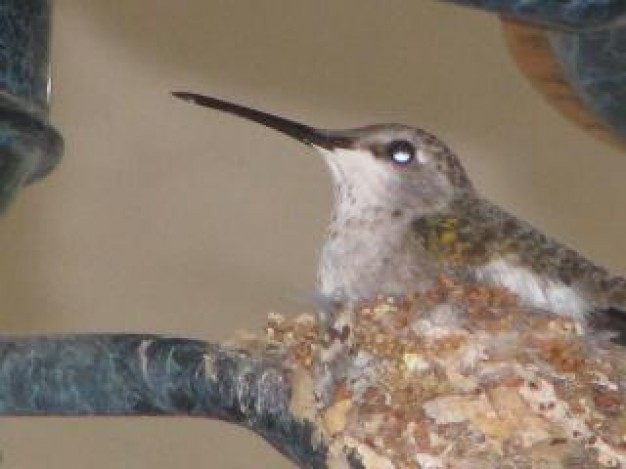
260, 277, 626, 468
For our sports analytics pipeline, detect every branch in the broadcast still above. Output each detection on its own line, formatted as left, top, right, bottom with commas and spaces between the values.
0, 0, 63, 211
0, 335, 326, 468
438, 0, 626, 30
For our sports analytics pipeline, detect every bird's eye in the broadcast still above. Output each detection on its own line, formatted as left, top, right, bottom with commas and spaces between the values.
387, 140, 415, 165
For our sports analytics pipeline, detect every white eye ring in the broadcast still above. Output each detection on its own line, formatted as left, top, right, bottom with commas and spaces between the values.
392, 150, 413, 164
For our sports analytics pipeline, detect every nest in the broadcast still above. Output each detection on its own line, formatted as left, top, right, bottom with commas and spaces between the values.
263, 277, 626, 468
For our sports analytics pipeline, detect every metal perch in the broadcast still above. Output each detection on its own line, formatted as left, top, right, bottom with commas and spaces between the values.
0, 0, 62, 211
442, 0, 626, 147
0, 335, 327, 467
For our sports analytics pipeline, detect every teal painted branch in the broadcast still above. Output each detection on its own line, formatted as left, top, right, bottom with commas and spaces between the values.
439, 0, 626, 30
0, 334, 326, 467
441, 0, 626, 144
0, 0, 62, 212
547, 28, 626, 140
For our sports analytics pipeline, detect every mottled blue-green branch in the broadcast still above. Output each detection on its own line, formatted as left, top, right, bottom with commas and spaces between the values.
0, 335, 326, 468
439, 0, 626, 30
0, 0, 62, 211
547, 27, 626, 139
440, 0, 626, 143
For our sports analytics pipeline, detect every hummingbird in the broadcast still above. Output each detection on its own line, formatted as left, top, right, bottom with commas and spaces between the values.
172, 92, 626, 344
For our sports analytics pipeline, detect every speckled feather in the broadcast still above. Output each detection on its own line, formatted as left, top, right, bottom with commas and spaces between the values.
412, 197, 626, 307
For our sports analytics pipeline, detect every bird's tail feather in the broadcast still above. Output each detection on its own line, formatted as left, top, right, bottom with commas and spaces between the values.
589, 307, 626, 345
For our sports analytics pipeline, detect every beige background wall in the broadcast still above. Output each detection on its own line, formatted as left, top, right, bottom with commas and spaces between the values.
2, 1, 625, 467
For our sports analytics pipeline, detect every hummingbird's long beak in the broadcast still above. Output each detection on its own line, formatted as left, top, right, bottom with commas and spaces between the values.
172, 92, 348, 150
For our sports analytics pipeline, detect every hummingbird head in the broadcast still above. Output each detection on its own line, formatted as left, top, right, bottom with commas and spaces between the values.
173, 92, 474, 214
313, 124, 475, 213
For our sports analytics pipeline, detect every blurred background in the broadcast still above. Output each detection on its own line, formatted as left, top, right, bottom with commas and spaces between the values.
1, 0, 625, 467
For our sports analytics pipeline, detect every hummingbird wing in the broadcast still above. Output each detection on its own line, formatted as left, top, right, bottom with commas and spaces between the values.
411, 196, 626, 344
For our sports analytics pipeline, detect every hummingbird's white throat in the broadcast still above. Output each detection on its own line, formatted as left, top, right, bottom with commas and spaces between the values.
314, 146, 401, 213
313, 145, 431, 301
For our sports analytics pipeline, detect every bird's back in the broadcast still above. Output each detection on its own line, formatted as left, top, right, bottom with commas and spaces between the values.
411, 195, 626, 343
